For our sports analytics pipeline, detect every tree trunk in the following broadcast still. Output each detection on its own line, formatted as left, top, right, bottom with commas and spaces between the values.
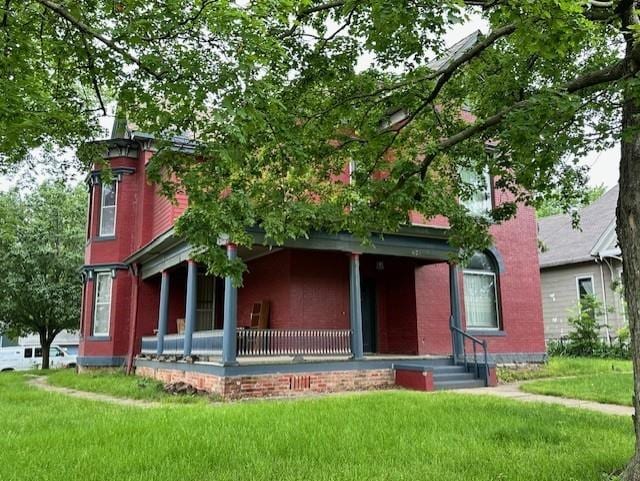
620, 85, 640, 480
39, 331, 51, 370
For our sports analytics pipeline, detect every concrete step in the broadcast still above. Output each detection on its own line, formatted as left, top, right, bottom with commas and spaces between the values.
431, 367, 468, 376
435, 379, 486, 390
433, 372, 477, 383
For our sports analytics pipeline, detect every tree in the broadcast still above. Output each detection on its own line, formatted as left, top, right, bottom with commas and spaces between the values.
4, 0, 640, 476
0, 182, 86, 369
536, 183, 607, 218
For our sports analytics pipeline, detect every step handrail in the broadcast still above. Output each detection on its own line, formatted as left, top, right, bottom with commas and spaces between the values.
449, 316, 489, 386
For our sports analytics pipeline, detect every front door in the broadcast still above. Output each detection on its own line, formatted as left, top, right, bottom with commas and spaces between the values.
361, 280, 377, 353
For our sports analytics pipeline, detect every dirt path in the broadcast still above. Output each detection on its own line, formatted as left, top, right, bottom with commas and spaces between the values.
27, 376, 163, 408
458, 382, 634, 416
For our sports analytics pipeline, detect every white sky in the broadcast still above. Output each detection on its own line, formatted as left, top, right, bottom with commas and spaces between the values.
0, 17, 620, 191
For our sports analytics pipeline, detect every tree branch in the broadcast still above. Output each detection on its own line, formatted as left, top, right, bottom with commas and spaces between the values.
35, 0, 164, 79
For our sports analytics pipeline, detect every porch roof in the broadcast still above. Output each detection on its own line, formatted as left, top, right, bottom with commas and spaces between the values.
126, 224, 454, 279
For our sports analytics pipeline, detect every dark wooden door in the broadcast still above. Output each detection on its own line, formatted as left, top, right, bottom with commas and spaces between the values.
361, 280, 377, 353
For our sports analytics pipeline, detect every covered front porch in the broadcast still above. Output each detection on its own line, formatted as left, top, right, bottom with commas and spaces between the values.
132, 226, 468, 367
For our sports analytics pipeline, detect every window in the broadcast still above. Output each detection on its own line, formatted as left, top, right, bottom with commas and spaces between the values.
93, 272, 113, 336
99, 182, 117, 237
577, 276, 594, 300
464, 252, 500, 329
460, 168, 492, 216
24, 348, 32, 359
34, 348, 42, 358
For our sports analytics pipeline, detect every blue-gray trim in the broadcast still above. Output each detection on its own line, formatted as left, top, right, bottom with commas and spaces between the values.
392, 363, 434, 373
467, 329, 506, 337
135, 356, 453, 377
183, 261, 197, 356
78, 356, 126, 367
349, 254, 364, 360
92, 235, 117, 242
86, 336, 111, 342
157, 271, 170, 355
488, 352, 547, 364
86, 139, 140, 160
86, 167, 137, 187
486, 246, 506, 274
222, 245, 239, 365
449, 264, 463, 361
248, 227, 454, 262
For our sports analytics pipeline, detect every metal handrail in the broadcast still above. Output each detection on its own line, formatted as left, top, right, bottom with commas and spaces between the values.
449, 316, 489, 386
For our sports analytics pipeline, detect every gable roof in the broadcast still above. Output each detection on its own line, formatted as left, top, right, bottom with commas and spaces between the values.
538, 185, 619, 269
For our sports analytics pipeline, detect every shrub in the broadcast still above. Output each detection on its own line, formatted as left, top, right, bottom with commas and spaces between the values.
566, 295, 604, 356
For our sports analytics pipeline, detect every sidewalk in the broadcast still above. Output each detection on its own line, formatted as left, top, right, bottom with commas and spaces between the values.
458, 382, 634, 416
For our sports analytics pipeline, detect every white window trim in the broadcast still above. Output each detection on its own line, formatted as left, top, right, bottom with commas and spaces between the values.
93, 272, 113, 336
460, 167, 493, 217
99, 181, 118, 237
463, 269, 501, 330
575, 275, 595, 302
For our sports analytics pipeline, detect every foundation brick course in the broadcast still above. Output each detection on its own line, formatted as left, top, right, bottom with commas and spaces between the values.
136, 365, 394, 400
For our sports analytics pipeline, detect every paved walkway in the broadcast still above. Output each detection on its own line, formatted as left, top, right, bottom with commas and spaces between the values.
458, 382, 634, 416
27, 376, 163, 409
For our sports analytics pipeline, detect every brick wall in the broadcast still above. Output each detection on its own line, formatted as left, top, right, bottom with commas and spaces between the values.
136, 365, 395, 400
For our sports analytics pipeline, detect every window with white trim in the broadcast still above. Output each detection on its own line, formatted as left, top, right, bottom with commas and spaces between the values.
99, 182, 117, 237
463, 252, 500, 329
93, 272, 112, 336
460, 168, 492, 216
576, 276, 594, 301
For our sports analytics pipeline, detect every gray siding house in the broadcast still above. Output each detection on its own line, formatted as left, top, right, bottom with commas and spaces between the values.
538, 186, 626, 342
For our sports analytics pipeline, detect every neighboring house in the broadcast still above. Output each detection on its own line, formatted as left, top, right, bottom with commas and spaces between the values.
538, 185, 625, 343
18, 331, 80, 355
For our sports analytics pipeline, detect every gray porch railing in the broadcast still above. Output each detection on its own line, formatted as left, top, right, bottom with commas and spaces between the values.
236, 329, 352, 357
449, 316, 489, 386
141, 331, 224, 356
142, 328, 352, 358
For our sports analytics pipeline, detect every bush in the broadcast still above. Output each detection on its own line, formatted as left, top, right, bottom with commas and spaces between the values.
546, 296, 630, 359
566, 295, 603, 356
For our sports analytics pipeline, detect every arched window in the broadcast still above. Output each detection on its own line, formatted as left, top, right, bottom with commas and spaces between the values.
463, 251, 500, 329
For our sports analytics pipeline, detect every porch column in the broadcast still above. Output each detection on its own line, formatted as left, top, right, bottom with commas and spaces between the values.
183, 260, 197, 357
449, 263, 464, 361
156, 270, 170, 355
349, 253, 364, 360
222, 244, 238, 365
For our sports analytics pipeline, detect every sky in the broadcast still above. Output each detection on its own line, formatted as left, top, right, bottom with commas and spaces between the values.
0, 16, 620, 192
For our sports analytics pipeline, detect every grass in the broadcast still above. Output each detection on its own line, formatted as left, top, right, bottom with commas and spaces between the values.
522, 372, 633, 406
44, 369, 209, 404
498, 356, 634, 407
498, 356, 632, 383
0, 372, 634, 481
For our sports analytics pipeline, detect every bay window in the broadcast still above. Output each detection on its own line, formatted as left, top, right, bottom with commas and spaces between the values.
93, 272, 112, 336
99, 182, 117, 237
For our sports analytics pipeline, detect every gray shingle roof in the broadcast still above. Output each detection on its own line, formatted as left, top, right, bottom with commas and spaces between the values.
538, 185, 619, 268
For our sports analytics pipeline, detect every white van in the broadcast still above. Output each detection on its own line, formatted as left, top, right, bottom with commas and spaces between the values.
0, 345, 77, 371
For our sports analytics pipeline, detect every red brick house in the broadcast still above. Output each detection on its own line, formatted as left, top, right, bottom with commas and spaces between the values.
78, 127, 545, 399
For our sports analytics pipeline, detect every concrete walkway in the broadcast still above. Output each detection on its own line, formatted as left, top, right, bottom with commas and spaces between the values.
458, 382, 634, 416
27, 376, 163, 409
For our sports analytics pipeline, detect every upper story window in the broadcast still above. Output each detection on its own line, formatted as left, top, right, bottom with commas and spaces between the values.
93, 272, 113, 336
464, 251, 500, 329
460, 168, 492, 216
99, 182, 117, 237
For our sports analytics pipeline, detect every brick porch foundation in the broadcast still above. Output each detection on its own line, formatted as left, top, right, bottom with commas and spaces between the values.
136, 365, 395, 400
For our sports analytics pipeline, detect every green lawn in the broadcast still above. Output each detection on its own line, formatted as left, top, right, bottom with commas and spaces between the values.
0, 372, 634, 481
44, 369, 208, 404
498, 357, 632, 383
521, 372, 633, 406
